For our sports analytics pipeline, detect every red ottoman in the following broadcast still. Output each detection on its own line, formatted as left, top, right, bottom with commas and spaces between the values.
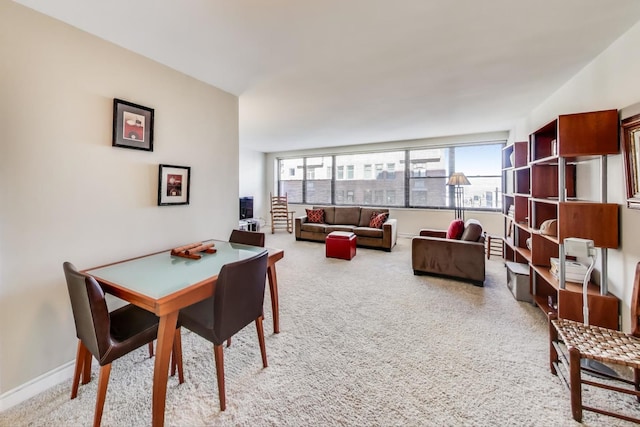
326, 231, 357, 260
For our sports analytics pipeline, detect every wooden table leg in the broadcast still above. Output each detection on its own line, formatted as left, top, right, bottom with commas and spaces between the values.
267, 264, 280, 333
152, 310, 178, 427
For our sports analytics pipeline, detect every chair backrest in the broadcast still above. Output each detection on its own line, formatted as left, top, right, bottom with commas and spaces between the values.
63, 262, 110, 359
270, 192, 289, 213
229, 229, 265, 247
631, 262, 640, 337
213, 251, 268, 344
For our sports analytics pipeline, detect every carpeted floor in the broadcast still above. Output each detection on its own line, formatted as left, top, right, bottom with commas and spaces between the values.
2, 233, 639, 426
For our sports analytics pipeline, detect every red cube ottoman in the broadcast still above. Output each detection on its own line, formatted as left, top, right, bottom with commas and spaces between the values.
326, 231, 356, 260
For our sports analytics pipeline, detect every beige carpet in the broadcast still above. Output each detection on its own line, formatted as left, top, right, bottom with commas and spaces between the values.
2, 233, 639, 426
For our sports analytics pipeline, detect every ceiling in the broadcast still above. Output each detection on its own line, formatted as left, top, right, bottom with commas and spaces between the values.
13, 0, 640, 153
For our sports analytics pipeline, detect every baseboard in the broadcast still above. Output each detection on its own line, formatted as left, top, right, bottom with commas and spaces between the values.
0, 360, 75, 412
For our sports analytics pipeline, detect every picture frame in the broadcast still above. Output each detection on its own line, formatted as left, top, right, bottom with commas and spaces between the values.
622, 113, 640, 209
158, 164, 190, 206
112, 98, 154, 151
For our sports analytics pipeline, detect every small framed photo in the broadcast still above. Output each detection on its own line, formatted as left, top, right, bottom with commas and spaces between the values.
112, 98, 154, 151
158, 164, 190, 206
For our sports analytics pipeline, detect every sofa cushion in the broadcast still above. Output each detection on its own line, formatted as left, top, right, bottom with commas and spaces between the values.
446, 219, 465, 240
359, 207, 389, 227
334, 207, 361, 226
460, 219, 483, 242
369, 212, 388, 229
306, 208, 325, 223
325, 225, 356, 233
354, 227, 384, 238
300, 222, 326, 233
314, 206, 335, 224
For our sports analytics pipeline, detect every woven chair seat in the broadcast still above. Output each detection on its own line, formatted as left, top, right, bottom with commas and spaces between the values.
553, 318, 640, 369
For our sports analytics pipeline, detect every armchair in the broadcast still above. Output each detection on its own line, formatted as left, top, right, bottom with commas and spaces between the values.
411, 220, 486, 286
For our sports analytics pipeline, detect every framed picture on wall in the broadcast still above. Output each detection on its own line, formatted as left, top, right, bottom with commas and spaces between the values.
158, 164, 190, 206
112, 98, 154, 151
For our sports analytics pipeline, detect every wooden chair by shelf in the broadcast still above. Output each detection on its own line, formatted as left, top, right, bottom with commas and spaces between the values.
269, 192, 294, 234
549, 261, 640, 424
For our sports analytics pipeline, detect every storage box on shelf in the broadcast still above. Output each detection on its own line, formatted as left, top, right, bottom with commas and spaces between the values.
503, 110, 621, 329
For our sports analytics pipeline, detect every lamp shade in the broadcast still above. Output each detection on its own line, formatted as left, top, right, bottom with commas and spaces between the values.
447, 172, 471, 186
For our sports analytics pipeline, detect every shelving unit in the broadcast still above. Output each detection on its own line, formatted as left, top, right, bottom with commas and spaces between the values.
502, 109, 621, 330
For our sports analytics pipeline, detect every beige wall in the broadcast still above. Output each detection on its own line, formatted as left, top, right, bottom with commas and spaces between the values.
0, 2, 238, 397
515, 19, 640, 331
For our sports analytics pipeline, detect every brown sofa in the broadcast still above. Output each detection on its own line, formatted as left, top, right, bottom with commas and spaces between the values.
295, 206, 397, 251
411, 220, 486, 285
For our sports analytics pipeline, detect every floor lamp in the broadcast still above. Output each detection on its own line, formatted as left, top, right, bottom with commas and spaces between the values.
447, 172, 470, 220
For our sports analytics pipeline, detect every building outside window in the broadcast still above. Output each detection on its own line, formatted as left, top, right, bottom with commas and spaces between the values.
364, 189, 372, 204
386, 163, 395, 179
305, 156, 332, 204
346, 165, 354, 179
279, 157, 303, 203
364, 164, 372, 179
277, 142, 502, 209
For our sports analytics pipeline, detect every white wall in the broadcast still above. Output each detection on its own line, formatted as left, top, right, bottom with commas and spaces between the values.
515, 19, 640, 331
0, 2, 238, 398
239, 148, 267, 224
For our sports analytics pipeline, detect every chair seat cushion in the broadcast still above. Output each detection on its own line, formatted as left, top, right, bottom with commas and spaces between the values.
179, 297, 216, 343
104, 304, 160, 364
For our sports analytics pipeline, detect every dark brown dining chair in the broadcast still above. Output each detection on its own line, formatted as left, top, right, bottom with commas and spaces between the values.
64, 262, 184, 427
225, 229, 266, 347
229, 229, 265, 247
178, 251, 269, 411
549, 261, 640, 423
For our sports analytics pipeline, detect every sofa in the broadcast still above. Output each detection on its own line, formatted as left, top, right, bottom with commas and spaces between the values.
411, 219, 486, 285
295, 206, 397, 251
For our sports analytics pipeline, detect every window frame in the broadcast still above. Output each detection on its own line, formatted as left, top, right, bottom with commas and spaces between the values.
276, 142, 504, 211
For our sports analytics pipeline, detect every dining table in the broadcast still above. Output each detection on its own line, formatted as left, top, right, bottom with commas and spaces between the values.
83, 239, 284, 427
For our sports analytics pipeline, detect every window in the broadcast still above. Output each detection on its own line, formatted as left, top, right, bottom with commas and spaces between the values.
305, 156, 332, 204
364, 189, 372, 204
386, 163, 395, 179
276, 142, 503, 210
375, 164, 383, 178
386, 190, 396, 205
364, 164, 372, 179
278, 158, 303, 203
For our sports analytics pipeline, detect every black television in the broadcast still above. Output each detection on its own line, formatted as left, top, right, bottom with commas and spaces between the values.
239, 196, 254, 220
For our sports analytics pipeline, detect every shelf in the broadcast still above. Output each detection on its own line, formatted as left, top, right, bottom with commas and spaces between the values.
533, 294, 556, 319
504, 110, 621, 332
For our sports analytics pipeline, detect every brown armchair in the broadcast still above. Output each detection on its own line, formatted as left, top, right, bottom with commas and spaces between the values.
411, 220, 486, 286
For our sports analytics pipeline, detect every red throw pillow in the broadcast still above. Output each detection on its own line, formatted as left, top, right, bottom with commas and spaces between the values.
369, 212, 388, 229
446, 219, 465, 239
306, 208, 325, 223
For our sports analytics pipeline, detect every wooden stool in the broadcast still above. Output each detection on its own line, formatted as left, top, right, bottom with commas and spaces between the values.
486, 234, 503, 259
